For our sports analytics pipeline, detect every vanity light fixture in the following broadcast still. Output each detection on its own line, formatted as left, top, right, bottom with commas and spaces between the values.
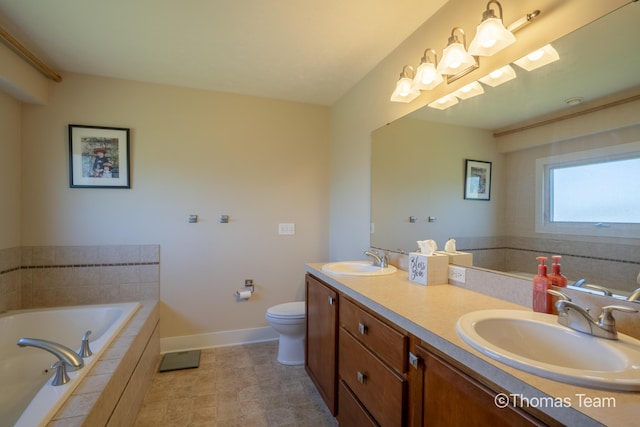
436, 27, 477, 76
453, 81, 484, 100
427, 94, 459, 110
390, 65, 420, 103
479, 64, 517, 87
507, 9, 541, 32
413, 49, 444, 90
468, 1, 516, 57
513, 44, 559, 71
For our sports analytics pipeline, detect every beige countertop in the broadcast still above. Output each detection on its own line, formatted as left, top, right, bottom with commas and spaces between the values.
305, 263, 639, 427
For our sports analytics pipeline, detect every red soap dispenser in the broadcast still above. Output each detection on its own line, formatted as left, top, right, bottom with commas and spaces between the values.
547, 256, 568, 314
548, 256, 568, 288
532, 257, 552, 314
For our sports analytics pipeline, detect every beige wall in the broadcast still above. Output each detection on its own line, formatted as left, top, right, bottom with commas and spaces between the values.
18, 73, 330, 339
371, 118, 503, 252
328, 0, 628, 261
0, 90, 21, 249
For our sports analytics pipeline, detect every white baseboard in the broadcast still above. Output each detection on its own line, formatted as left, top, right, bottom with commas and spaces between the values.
160, 326, 279, 354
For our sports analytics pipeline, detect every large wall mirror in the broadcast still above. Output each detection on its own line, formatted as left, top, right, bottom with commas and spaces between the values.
371, 3, 640, 298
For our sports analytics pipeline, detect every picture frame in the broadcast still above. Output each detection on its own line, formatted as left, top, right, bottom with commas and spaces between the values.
69, 124, 131, 188
464, 159, 491, 200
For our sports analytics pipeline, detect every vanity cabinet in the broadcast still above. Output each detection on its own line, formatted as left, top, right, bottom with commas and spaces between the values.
338, 297, 409, 427
409, 342, 546, 427
305, 274, 338, 415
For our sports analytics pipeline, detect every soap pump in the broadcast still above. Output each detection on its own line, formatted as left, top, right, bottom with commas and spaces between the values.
532, 256, 552, 314
548, 256, 568, 288
547, 256, 567, 314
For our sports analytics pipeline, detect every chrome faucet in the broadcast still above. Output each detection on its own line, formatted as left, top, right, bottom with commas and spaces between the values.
548, 289, 638, 340
364, 250, 388, 268
17, 338, 84, 370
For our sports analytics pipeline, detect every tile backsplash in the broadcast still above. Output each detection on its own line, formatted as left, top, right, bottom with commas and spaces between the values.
0, 244, 159, 311
456, 236, 640, 293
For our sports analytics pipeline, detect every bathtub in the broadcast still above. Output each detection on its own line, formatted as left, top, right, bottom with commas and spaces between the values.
0, 302, 140, 427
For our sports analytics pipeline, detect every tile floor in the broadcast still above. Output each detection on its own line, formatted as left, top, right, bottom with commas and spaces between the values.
134, 341, 337, 426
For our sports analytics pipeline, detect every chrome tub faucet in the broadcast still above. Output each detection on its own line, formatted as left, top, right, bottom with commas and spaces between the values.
17, 337, 85, 386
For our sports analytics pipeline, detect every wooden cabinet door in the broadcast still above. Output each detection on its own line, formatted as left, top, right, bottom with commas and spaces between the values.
305, 274, 338, 415
412, 344, 544, 427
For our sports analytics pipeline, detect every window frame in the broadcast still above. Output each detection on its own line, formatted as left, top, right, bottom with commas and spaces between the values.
535, 141, 640, 238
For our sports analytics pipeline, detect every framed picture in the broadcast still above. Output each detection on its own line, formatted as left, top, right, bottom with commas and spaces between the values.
464, 159, 492, 200
69, 124, 131, 188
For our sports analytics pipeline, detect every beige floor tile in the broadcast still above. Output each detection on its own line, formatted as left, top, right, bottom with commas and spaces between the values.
134, 341, 336, 427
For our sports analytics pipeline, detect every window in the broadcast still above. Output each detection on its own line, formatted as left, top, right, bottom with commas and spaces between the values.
535, 141, 640, 237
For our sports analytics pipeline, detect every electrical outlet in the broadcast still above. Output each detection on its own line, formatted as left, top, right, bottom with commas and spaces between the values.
448, 265, 466, 283
278, 223, 295, 235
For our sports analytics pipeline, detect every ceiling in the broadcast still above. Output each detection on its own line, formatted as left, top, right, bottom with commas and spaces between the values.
0, 0, 448, 106
408, 2, 640, 131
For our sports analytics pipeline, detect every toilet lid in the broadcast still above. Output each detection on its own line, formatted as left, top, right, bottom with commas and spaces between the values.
267, 301, 305, 318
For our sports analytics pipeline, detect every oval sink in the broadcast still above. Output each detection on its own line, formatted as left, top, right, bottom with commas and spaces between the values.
321, 261, 397, 276
456, 309, 640, 391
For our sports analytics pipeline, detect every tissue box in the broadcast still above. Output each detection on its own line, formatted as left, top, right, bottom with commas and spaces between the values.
435, 251, 473, 267
408, 252, 449, 285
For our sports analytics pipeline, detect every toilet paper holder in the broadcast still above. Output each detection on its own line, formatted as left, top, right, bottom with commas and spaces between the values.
235, 279, 255, 296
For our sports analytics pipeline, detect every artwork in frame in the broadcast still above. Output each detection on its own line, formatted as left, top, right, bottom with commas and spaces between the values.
68, 124, 131, 188
464, 159, 492, 200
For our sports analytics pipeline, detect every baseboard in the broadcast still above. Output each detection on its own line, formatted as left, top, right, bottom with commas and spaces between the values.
160, 326, 279, 353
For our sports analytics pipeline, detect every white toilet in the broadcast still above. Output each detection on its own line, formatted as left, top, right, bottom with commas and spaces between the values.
265, 301, 306, 365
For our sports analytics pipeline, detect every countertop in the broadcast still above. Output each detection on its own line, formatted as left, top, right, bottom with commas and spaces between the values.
305, 263, 639, 427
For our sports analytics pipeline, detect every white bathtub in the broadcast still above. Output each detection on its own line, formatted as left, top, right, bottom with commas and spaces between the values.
0, 302, 140, 427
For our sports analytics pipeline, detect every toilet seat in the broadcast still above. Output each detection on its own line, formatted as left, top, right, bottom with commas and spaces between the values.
266, 301, 305, 319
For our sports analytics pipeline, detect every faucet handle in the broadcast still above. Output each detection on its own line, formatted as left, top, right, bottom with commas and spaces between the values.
599, 305, 638, 330
50, 360, 70, 386
79, 330, 93, 358
583, 283, 613, 296
547, 289, 571, 301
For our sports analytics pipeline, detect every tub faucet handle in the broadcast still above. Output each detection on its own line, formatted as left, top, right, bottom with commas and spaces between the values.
79, 330, 93, 358
50, 360, 70, 386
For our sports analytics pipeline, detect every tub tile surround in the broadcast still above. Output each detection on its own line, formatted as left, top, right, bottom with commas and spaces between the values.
307, 263, 640, 427
0, 244, 161, 427
0, 244, 160, 310
49, 300, 160, 427
455, 236, 640, 293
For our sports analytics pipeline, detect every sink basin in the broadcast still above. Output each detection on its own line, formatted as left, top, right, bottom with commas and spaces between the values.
456, 309, 640, 391
321, 261, 397, 276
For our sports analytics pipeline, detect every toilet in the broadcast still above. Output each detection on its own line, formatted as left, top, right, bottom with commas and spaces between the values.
265, 301, 306, 365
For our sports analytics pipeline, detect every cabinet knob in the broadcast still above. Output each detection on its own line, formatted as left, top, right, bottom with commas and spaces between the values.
328, 296, 335, 305
357, 371, 367, 384
358, 322, 368, 335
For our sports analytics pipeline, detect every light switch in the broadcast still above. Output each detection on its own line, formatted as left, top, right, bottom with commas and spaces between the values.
278, 223, 295, 235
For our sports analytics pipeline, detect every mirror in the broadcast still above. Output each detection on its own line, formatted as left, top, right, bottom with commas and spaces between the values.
371, 3, 640, 298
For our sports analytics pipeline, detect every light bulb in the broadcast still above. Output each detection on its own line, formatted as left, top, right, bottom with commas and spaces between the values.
482, 39, 497, 48
489, 69, 503, 79
527, 49, 545, 61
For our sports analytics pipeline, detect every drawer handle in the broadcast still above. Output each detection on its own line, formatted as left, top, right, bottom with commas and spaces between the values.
409, 351, 420, 370
358, 322, 368, 335
328, 296, 335, 305
357, 371, 367, 384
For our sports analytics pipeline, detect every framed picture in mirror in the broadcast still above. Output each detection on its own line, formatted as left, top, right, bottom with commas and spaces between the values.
464, 159, 491, 201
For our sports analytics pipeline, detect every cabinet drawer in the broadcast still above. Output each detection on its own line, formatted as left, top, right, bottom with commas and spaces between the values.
339, 328, 406, 427
340, 297, 407, 372
337, 380, 378, 427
